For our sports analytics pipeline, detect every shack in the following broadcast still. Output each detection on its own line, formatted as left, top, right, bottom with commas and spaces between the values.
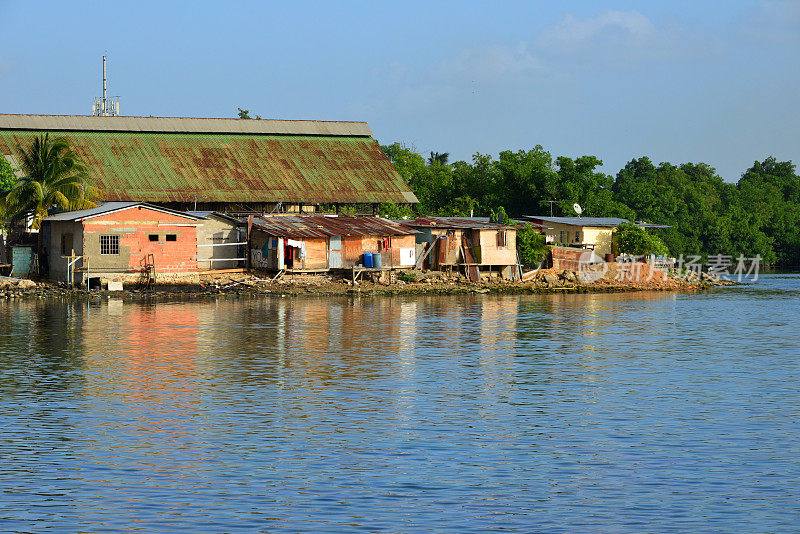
41, 202, 204, 286
404, 217, 518, 280
521, 216, 671, 257
186, 211, 247, 271
249, 215, 417, 273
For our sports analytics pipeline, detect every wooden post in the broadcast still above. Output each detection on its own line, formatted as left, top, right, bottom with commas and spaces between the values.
69, 249, 75, 286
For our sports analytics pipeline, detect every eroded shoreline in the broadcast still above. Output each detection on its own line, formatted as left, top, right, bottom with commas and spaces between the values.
0, 266, 735, 302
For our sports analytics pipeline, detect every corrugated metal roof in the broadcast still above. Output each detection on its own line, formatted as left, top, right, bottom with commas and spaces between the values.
404, 217, 516, 230
522, 216, 631, 228
44, 201, 203, 222
0, 114, 372, 136
523, 216, 671, 230
251, 215, 417, 239
0, 129, 418, 204
185, 210, 244, 225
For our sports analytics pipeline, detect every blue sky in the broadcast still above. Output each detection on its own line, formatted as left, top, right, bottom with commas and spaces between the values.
0, 0, 797, 181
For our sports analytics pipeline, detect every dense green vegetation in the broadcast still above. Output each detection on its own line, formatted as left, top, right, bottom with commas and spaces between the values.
381, 143, 799, 266
0, 156, 16, 191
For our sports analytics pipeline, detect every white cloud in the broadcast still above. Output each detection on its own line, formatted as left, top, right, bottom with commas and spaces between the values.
542, 10, 656, 45
440, 42, 541, 81
745, 0, 800, 43
537, 10, 720, 63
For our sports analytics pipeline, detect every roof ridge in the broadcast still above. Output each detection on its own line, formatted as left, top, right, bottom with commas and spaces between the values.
0, 114, 373, 136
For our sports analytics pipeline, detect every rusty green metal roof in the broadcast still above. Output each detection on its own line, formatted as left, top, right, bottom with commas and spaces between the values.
0, 121, 418, 204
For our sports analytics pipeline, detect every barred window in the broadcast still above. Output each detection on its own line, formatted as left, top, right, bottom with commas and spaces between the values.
100, 235, 119, 255
496, 230, 506, 247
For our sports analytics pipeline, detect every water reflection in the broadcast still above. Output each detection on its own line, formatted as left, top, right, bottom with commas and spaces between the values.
0, 282, 798, 533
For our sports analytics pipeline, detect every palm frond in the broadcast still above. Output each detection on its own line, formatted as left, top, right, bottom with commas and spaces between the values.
4, 134, 100, 227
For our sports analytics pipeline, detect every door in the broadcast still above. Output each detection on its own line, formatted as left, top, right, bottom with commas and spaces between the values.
329, 236, 342, 268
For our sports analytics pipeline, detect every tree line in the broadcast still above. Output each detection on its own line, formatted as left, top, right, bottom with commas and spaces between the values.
380, 143, 799, 266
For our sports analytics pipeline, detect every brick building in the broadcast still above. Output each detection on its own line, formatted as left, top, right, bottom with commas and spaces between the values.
41, 202, 204, 286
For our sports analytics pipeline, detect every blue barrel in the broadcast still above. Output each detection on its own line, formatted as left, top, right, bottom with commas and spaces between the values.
373, 252, 382, 269
363, 252, 373, 268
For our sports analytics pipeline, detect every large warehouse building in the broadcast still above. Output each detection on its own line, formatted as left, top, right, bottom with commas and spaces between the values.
0, 114, 418, 214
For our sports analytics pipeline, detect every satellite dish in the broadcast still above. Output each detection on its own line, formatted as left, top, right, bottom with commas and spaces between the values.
573, 203, 583, 216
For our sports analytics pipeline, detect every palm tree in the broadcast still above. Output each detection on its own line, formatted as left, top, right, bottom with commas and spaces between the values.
1, 134, 98, 229
427, 151, 450, 166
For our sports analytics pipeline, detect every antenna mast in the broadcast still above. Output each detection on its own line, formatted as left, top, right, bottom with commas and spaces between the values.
92, 55, 120, 116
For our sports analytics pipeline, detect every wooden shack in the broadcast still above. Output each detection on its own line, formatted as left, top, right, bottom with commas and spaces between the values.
249, 215, 417, 272
404, 217, 518, 280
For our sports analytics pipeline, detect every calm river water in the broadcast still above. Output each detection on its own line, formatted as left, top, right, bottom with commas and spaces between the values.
1, 275, 798, 532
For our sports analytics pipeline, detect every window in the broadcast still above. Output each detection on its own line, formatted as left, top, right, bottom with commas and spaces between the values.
60, 233, 74, 256
100, 235, 119, 255
165, 234, 177, 242
496, 230, 506, 247
149, 234, 159, 242
575, 231, 581, 242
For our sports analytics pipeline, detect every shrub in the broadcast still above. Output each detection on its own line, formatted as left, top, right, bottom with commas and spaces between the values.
516, 223, 549, 267
397, 271, 416, 283
615, 222, 670, 256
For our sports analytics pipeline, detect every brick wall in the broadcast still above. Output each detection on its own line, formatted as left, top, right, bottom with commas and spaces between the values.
82, 206, 199, 273
551, 246, 585, 271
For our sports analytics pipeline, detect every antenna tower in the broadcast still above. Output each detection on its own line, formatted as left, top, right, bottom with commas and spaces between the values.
92, 55, 120, 116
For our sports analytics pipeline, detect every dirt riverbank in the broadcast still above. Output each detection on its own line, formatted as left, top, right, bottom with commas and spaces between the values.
0, 264, 735, 301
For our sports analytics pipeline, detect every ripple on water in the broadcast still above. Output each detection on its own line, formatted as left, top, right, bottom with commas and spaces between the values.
0, 275, 798, 532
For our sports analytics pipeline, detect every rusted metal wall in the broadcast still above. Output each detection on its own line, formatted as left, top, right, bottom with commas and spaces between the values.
343, 236, 363, 264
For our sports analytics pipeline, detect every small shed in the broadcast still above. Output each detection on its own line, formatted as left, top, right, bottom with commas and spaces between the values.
186, 211, 247, 270
521, 216, 671, 257
249, 215, 417, 272
404, 217, 518, 280
41, 202, 204, 286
